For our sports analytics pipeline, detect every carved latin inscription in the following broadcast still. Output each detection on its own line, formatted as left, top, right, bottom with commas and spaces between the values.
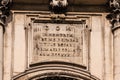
30, 23, 88, 64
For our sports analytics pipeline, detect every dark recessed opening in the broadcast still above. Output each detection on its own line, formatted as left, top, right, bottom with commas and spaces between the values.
37, 76, 78, 80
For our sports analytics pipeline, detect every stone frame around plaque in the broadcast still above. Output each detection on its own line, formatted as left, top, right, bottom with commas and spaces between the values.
25, 12, 91, 70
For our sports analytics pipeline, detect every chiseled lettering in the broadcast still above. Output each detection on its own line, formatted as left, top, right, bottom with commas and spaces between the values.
33, 24, 83, 58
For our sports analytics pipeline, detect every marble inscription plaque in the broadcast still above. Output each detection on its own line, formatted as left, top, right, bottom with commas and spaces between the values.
31, 23, 85, 64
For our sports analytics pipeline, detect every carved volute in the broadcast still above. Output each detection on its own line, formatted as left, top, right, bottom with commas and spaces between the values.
0, 0, 12, 32
106, 0, 120, 31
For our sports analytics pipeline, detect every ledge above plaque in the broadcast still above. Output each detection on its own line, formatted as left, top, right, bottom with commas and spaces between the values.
26, 13, 90, 68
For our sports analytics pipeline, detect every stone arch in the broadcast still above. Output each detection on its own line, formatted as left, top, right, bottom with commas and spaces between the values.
12, 61, 100, 80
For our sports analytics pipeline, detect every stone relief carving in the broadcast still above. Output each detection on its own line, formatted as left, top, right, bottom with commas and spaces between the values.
49, 0, 68, 20
106, 0, 120, 29
49, 0, 68, 14
0, 0, 12, 32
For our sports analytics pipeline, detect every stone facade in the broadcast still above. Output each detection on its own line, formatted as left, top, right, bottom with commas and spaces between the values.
0, 0, 120, 80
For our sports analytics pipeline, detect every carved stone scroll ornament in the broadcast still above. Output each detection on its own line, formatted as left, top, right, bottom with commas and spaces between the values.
106, 0, 120, 30
49, 0, 68, 20
0, 0, 12, 32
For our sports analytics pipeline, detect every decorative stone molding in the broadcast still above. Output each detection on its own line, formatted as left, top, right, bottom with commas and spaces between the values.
106, 0, 120, 31
50, 13, 66, 21
12, 61, 100, 80
26, 13, 90, 68
0, 0, 12, 32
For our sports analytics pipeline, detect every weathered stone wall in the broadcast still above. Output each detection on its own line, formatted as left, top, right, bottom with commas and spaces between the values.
2, 12, 114, 80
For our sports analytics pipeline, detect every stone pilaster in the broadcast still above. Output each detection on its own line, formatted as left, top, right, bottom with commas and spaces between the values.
0, 21, 4, 80
106, 0, 120, 80
0, 0, 12, 80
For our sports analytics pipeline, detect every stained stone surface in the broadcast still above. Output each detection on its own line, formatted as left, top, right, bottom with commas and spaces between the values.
114, 28, 120, 80
1, 12, 115, 80
31, 23, 85, 65
0, 24, 3, 80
